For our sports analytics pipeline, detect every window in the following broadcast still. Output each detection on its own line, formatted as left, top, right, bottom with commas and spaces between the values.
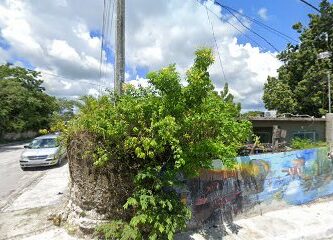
292, 132, 316, 141
256, 132, 271, 143
253, 127, 273, 143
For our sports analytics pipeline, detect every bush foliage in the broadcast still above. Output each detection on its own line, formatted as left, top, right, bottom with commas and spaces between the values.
291, 138, 327, 149
0, 64, 58, 135
63, 48, 252, 239
263, 0, 333, 116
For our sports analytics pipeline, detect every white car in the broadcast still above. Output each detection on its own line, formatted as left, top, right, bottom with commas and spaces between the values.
20, 134, 66, 170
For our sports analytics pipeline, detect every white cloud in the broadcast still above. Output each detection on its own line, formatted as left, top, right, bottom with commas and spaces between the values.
73, 23, 100, 50
48, 40, 80, 61
0, 0, 281, 111
128, 76, 149, 88
257, 7, 268, 20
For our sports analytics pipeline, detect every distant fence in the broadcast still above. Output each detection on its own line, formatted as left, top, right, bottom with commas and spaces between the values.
183, 147, 333, 231
0, 131, 37, 141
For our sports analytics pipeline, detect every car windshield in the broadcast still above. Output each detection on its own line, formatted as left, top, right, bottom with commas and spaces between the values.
28, 138, 58, 149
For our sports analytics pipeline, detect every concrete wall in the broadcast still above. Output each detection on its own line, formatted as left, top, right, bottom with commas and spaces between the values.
251, 119, 326, 143
326, 113, 333, 144
1, 131, 37, 141
184, 148, 333, 231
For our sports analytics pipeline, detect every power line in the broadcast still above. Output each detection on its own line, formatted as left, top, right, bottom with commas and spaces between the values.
9, 66, 110, 89
101, 0, 112, 92
195, 0, 269, 53
219, 4, 299, 44
205, 5, 226, 83
219, 4, 279, 52
38, 70, 110, 88
107, 0, 116, 46
200, 0, 297, 51
99, 0, 116, 94
105, 0, 116, 86
99, 0, 107, 82
299, 0, 321, 13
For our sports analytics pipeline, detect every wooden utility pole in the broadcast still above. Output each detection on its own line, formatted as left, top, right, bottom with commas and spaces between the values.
115, 0, 125, 95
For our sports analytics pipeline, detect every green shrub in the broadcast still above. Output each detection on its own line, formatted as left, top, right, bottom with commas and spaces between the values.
38, 129, 49, 135
64, 48, 252, 239
291, 138, 327, 149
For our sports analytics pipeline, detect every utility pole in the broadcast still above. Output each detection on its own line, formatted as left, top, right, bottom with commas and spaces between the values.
329, 72, 332, 113
115, 0, 125, 96
318, 51, 332, 113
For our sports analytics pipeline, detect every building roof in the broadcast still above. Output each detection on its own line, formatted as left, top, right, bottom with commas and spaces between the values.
249, 117, 326, 122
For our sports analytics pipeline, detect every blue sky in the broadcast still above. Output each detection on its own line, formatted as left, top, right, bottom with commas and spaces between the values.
99, 0, 331, 80
0, 0, 331, 110
215, 0, 329, 51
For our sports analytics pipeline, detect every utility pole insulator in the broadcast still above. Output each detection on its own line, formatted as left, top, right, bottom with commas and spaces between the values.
115, 0, 125, 96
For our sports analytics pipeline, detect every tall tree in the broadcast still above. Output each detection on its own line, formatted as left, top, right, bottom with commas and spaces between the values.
0, 64, 58, 135
263, 0, 333, 117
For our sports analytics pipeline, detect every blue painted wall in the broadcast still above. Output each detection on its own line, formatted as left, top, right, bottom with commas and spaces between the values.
185, 147, 333, 231
237, 147, 333, 205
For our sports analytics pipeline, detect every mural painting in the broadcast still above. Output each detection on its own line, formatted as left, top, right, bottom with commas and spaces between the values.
184, 147, 333, 232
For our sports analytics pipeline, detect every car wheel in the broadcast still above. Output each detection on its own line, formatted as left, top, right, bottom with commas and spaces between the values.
56, 158, 62, 167
21, 166, 27, 171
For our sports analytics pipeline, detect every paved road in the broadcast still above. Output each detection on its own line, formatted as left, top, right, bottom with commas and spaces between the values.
0, 142, 70, 240
0, 143, 46, 210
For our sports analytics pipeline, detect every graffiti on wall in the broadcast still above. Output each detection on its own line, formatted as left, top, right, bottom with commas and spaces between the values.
184, 147, 333, 232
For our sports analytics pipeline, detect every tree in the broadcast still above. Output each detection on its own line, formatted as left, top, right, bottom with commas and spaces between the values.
63, 48, 252, 239
0, 64, 58, 136
263, 0, 333, 117
241, 111, 264, 119
263, 76, 297, 114
49, 98, 78, 133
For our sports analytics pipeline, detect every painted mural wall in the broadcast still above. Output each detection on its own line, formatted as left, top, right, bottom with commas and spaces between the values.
184, 147, 333, 232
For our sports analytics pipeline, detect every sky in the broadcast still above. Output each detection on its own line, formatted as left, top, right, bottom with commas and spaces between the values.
0, 0, 330, 111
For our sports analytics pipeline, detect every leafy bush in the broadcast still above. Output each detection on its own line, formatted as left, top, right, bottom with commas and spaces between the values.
64, 48, 252, 239
291, 138, 327, 149
39, 129, 49, 135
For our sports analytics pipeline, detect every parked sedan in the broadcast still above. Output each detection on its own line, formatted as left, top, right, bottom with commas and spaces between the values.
20, 134, 66, 170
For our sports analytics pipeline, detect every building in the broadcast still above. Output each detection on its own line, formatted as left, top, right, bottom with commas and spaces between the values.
250, 117, 327, 144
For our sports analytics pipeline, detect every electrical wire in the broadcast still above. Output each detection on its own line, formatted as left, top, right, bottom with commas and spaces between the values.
6, 65, 110, 89
205, 5, 227, 83
221, 5, 279, 52
4, 1, 111, 95
101, 0, 111, 93
105, 0, 116, 86
300, 0, 321, 13
196, 1, 329, 112
99, 0, 115, 94
99, 0, 107, 85
108, 0, 116, 47
218, 3, 299, 44
38, 70, 110, 89
199, 0, 297, 52
194, 0, 268, 53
